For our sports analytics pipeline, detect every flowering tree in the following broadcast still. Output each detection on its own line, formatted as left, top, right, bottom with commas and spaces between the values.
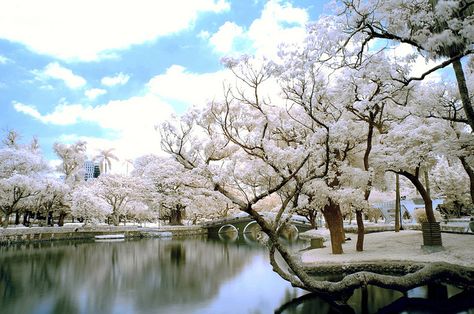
338, 0, 474, 130
373, 114, 453, 226
33, 177, 71, 226
431, 159, 472, 217
92, 174, 144, 226
0, 134, 48, 227
53, 141, 87, 185
71, 184, 111, 225
133, 154, 234, 225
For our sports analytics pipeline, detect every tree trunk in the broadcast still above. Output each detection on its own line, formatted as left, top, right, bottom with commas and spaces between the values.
308, 210, 317, 229
2, 214, 10, 228
23, 211, 29, 226
395, 173, 401, 232
459, 156, 474, 204
452, 59, 474, 131
357, 120, 375, 251
322, 200, 344, 254
402, 170, 436, 223
58, 212, 66, 227
47, 211, 54, 226
15, 211, 20, 225
401, 169, 442, 246
111, 215, 119, 226
169, 207, 184, 225
355, 210, 364, 251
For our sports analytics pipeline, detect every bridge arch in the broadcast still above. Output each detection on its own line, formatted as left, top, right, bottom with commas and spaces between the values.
279, 224, 299, 241
217, 224, 239, 242
243, 221, 261, 234
218, 224, 238, 234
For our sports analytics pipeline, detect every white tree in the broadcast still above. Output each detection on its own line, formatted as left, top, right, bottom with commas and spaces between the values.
53, 141, 87, 185
92, 174, 144, 226
32, 177, 71, 226
338, 0, 474, 129
71, 184, 111, 225
133, 154, 233, 225
0, 136, 49, 227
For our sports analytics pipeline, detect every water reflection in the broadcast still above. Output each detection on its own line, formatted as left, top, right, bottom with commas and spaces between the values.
1, 238, 473, 314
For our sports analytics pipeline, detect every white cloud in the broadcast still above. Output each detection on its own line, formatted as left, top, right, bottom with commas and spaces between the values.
247, 0, 309, 58
34, 62, 87, 89
101, 73, 130, 87
85, 88, 107, 100
13, 94, 175, 164
0, 55, 11, 64
198, 30, 211, 40
14, 102, 90, 125
147, 65, 231, 106
0, 0, 230, 61
207, 0, 308, 59
209, 22, 244, 53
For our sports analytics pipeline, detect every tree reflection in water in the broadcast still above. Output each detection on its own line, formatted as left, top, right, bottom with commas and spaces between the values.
0, 238, 473, 314
277, 283, 474, 314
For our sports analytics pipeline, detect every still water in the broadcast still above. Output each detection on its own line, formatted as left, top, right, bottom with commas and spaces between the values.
0, 237, 473, 314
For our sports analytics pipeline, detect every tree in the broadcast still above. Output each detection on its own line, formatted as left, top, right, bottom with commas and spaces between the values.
334, 52, 409, 250
431, 159, 473, 218
92, 174, 144, 226
94, 148, 119, 174
373, 116, 451, 227
339, 0, 474, 129
133, 154, 233, 225
418, 81, 474, 205
71, 184, 111, 225
53, 141, 87, 185
0, 134, 48, 227
0, 174, 41, 228
33, 177, 70, 226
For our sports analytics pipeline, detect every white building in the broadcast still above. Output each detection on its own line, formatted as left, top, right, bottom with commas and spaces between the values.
84, 161, 100, 181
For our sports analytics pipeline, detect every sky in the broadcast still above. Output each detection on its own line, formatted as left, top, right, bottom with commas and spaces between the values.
0, 0, 330, 172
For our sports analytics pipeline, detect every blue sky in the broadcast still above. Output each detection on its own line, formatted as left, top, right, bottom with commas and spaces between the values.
0, 0, 330, 169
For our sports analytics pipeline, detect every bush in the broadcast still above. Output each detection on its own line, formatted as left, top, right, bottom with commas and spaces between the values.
414, 207, 442, 223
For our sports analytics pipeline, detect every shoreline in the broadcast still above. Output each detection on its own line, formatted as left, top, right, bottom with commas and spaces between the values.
0, 224, 207, 245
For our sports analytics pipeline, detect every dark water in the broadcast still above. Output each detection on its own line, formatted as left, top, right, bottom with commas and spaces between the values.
0, 237, 473, 314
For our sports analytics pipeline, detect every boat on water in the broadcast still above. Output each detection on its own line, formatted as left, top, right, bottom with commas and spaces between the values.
94, 234, 126, 241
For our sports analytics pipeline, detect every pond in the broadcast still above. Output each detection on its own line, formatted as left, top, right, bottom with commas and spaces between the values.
0, 236, 473, 314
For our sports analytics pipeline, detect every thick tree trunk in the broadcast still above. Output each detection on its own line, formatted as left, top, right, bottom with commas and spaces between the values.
355, 210, 364, 251
58, 212, 66, 227
23, 211, 29, 226
14, 211, 20, 225
2, 214, 10, 228
401, 169, 442, 246
452, 59, 474, 131
322, 201, 344, 254
459, 156, 474, 204
110, 213, 120, 226
402, 170, 436, 223
169, 207, 184, 225
47, 211, 54, 226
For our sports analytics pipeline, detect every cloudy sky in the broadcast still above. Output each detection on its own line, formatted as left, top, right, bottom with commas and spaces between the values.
0, 0, 329, 170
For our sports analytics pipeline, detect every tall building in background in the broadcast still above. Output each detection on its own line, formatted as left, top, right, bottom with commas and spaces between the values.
84, 160, 100, 181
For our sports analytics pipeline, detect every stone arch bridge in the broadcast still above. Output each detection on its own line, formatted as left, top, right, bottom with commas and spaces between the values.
201, 213, 313, 241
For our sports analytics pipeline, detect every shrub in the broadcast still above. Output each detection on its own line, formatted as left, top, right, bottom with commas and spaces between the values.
414, 207, 442, 223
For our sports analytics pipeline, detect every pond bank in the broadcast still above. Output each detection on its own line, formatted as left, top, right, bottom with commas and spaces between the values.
300, 230, 474, 269
0, 225, 207, 245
